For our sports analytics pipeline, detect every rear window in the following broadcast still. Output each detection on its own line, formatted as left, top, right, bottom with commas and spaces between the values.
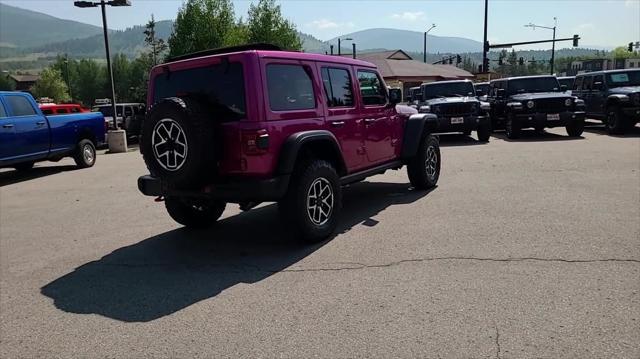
154, 62, 246, 121
5, 95, 36, 116
267, 64, 316, 111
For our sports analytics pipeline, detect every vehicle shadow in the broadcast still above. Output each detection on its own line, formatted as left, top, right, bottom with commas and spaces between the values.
41, 181, 433, 322
583, 123, 640, 138
0, 165, 77, 187
491, 129, 584, 142
437, 133, 489, 147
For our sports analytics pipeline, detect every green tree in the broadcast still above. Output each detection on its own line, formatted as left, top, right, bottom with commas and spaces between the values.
246, 0, 302, 50
75, 59, 106, 106
144, 14, 169, 65
611, 46, 637, 59
51, 55, 78, 101
30, 68, 70, 103
0, 72, 15, 91
168, 0, 236, 58
111, 53, 132, 102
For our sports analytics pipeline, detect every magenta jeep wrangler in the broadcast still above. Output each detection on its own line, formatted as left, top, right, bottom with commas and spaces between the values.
138, 44, 441, 242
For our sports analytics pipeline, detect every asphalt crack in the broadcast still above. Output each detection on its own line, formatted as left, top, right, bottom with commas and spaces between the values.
495, 324, 501, 359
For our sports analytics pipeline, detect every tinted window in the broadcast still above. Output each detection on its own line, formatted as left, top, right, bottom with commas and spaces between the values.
573, 76, 583, 91
558, 78, 574, 89
321, 67, 354, 108
507, 77, 559, 94
357, 70, 386, 105
0, 101, 6, 118
5, 95, 36, 116
56, 108, 69, 114
582, 76, 593, 91
154, 62, 246, 120
606, 70, 640, 86
422, 81, 475, 99
42, 108, 54, 115
267, 64, 315, 111
124, 107, 133, 116
70, 106, 80, 113
593, 75, 604, 89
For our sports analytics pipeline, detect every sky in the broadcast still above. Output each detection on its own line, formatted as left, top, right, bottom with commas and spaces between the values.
2, 0, 639, 49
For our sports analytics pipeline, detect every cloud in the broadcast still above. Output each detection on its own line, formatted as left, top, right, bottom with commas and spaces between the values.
306, 19, 355, 30
390, 11, 425, 22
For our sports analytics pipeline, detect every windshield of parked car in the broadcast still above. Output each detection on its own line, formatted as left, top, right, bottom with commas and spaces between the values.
153, 61, 246, 121
606, 70, 640, 87
422, 82, 475, 99
558, 78, 574, 88
474, 84, 490, 94
507, 77, 559, 94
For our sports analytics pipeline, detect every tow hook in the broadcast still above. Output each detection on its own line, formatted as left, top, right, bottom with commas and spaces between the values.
154, 196, 165, 202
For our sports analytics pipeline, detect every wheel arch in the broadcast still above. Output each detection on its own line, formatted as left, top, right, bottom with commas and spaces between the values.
401, 113, 438, 160
76, 127, 97, 146
276, 131, 347, 176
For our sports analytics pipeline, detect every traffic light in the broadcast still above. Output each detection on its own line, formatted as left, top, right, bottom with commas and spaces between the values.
629, 42, 634, 52
572, 35, 579, 47
518, 57, 524, 66
456, 55, 462, 64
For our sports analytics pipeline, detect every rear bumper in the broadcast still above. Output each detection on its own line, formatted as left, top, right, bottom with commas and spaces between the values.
514, 111, 585, 128
435, 115, 489, 133
138, 174, 290, 203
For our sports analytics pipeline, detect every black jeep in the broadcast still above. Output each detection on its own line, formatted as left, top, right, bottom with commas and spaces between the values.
416, 80, 491, 142
487, 75, 586, 139
572, 69, 640, 134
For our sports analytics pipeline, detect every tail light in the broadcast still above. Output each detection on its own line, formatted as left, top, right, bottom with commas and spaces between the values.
241, 129, 269, 155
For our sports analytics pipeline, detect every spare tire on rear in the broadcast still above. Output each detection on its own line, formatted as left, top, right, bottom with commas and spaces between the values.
141, 97, 217, 188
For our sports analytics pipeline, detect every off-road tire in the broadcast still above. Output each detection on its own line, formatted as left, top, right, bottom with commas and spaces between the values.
165, 197, 226, 228
605, 106, 628, 135
141, 97, 216, 188
73, 139, 96, 168
278, 160, 342, 243
505, 113, 521, 139
407, 134, 440, 190
477, 123, 491, 142
566, 120, 584, 137
14, 162, 34, 171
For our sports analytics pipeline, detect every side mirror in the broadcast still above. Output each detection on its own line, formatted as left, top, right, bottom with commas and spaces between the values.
388, 88, 402, 104
496, 88, 506, 98
560, 84, 567, 91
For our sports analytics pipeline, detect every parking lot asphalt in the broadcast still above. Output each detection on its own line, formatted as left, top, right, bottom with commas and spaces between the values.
1, 124, 639, 358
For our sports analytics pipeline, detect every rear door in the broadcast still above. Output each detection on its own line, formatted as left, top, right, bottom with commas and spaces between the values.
590, 74, 605, 114
2, 94, 50, 161
0, 98, 17, 162
581, 75, 594, 115
319, 65, 365, 171
355, 68, 397, 164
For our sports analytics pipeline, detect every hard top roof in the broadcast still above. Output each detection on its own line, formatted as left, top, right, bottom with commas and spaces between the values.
575, 68, 640, 77
490, 75, 556, 83
421, 79, 473, 86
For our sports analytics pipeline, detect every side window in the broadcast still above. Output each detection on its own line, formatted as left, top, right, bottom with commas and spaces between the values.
124, 106, 133, 117
593, 75, 604, 90
267, 64, 316, 111
582, 76, 593, 91
70, 106, 80, 113
357, 70, 387, 106
56, 108, 69, 114
574, 76, 583, 91
5, 95, 37, 116
42, 108, 54, 115
0, 101, 7, 118
321, 67, 354, 108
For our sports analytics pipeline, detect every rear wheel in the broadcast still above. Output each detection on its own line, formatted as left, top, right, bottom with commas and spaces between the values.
407, 134, 440, 190
605, 106, 628, 135
505, 113, 521, 139
73, 139, 96, 168
165, 197, 226, 228
278, 160, 341, 243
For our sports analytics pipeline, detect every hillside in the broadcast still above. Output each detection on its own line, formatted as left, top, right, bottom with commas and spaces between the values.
328, 28, 483, 54
0, 3, 103, 48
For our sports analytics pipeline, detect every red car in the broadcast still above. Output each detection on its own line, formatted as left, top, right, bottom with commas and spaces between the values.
39, 103, 89, 115
138, 44, 441, 242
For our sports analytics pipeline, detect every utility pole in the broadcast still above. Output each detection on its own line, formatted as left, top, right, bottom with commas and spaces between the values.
525, 17, 557, 75
424, 24, 436, 63
482, 0, 489, 72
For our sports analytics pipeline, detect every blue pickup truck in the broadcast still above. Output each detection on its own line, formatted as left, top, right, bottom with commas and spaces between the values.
0, 92, 106, 171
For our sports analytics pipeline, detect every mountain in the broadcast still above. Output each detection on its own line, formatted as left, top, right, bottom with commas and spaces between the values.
328, 28, 483, 54
0, 3, 104, 48
29, 20, 174, 59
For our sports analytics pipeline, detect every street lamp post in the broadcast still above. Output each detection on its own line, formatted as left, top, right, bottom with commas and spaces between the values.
74, 0, 130, 131
64, 54, 72, 101
338, 37, 353, 56
423, 24, 436, 63
525, 17, 557, 75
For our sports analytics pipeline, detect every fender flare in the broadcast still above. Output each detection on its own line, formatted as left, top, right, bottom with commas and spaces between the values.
401, 113, 438, 160
276, 130, 347, 175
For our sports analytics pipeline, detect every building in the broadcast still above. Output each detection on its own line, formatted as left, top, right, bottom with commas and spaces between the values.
9, 74, 40, 91
567, 58, 640, 75
351, 50, 475, 97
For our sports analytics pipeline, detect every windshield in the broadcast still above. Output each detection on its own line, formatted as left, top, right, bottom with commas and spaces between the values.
558, 78, 574, 88
475, 84, 489, 93
153, 61, 246, 121
606, 70, 640, 87
422, 82, 475, 99
507, 77, 559, 94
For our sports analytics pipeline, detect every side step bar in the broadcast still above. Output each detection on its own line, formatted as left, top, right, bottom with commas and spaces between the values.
340, 160, 403, 186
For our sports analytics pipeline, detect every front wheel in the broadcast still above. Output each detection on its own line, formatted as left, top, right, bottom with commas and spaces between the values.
477, 124, 491, 142
278, 160, 342, 243
505, 114, 521, 139
605, 106, 628, 135
73, 139, 96, 168
407, 134, 440, 190
566, 121, 584, 137
165, 197, 226, 228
